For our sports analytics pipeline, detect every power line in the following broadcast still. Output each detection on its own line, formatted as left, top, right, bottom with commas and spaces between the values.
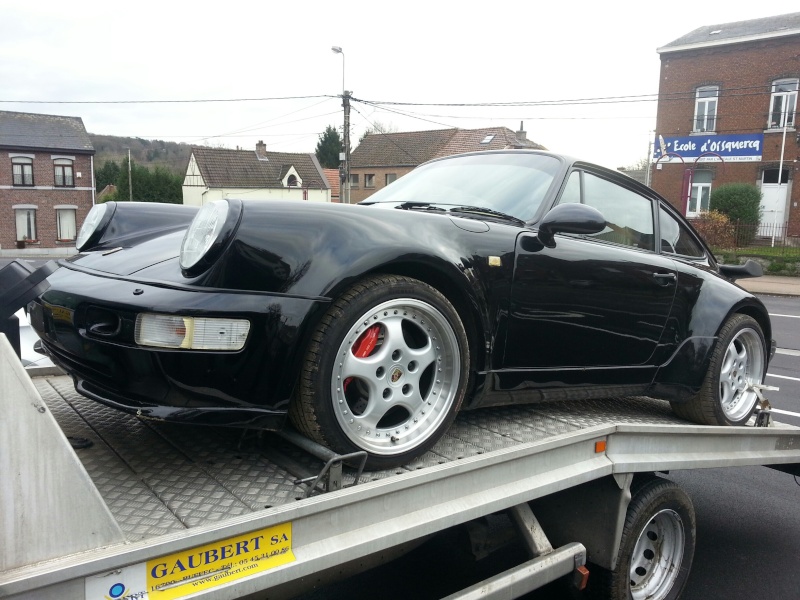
0, 95, 337, 105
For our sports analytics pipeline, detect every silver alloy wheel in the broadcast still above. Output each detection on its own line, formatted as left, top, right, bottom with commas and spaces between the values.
719, 327, 765, 422
629, 509, 685, 600
331, 298, 461, 456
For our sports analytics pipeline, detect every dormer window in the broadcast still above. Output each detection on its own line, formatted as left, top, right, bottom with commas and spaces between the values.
287, 174, 298, 187
281, 166, 302, 188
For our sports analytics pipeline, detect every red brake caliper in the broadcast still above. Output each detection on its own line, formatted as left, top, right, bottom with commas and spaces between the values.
343, 324, 381, 392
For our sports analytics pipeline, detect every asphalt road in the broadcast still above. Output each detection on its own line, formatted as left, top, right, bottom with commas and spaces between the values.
298, 293, 800, 600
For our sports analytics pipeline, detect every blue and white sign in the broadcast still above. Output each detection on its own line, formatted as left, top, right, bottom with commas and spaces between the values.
653, 133, 763, 162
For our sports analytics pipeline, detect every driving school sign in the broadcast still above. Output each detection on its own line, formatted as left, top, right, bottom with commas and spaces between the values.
653, 133, 763, 162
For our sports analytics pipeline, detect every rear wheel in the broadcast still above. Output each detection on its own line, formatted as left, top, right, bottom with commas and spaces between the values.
671, 314, 766, 426
290, 274, 469, 469
588, 476, 696, 600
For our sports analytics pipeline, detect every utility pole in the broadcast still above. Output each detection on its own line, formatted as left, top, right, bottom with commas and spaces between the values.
343, 90, 351, 204
127, 148, 133, 201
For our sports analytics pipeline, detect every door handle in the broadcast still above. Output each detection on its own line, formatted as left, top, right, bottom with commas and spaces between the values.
653, 272, 677, 283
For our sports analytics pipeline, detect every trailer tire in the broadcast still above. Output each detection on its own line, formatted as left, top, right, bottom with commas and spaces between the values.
587, 476, 695, 600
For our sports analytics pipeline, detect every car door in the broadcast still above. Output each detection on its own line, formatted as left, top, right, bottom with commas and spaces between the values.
504, 168, 678, 370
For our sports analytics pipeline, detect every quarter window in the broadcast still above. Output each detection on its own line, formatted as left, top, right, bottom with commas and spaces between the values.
54, 159, 74, 187
12, 158, 34, 186
15, 207, 37, 241
769, 79, 798, 129
659, 207, 705, 257
694, 86, 718, 132
56, 207, 77, 241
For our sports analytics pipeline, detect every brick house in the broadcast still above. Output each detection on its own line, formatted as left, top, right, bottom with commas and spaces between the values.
0, 110, 95, 251
349, 125, 545, 203
183, 142, 330, 205
651, 13, 799, 234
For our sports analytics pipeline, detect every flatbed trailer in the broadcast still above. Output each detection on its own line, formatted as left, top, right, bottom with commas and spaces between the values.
3, 335, 800, 600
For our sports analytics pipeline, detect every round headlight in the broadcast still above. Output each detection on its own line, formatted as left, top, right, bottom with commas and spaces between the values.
180, 201, 230, 270
76, 203, 112, 251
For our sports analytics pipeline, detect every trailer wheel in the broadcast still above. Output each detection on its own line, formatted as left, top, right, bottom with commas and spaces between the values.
672, 314, 766, 426
588, 476, 695, 600
290, 274, 469, 470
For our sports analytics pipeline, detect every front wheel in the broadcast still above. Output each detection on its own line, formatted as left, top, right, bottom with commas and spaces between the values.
588, 476, 696, 600
289, 275, 469, 469
671, 314, 767, 426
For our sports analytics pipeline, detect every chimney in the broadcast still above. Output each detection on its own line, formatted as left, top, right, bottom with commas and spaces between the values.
255, 140, 267, 159
516, 121, 527, 142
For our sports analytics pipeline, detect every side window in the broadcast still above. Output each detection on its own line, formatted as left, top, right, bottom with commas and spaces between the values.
559, 171, 582, 204
659, 207, 705, 258
581, 172, 654, 251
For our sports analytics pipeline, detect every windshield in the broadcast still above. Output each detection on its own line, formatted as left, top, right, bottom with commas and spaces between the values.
363, 152, 562, 222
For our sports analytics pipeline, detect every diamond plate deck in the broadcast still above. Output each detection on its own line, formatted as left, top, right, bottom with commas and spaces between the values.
34, 375, 694, 542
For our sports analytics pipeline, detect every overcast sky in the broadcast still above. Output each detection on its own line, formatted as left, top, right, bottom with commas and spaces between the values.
0, 1, 782, 170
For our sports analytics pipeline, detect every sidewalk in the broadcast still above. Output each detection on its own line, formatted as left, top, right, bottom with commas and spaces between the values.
738, 275, 800, 297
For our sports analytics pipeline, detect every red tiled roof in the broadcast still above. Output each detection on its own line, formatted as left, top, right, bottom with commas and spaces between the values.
323, 168, 340, 200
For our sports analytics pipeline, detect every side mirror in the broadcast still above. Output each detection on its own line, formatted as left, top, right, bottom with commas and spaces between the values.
537, 203, 606, 248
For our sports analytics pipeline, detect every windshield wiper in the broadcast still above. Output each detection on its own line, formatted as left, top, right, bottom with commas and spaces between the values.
449, 206, 525, 226
396, 202, 447, 212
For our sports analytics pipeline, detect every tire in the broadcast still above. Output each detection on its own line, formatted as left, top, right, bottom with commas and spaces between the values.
671, 314, 767, 426
289, 274, 470, 470
588, 476, 696, 600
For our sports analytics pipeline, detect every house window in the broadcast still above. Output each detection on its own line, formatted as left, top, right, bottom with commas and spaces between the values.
12, 157, 34, 186
693, 86, 718, 132
55, 206, 78, 241
769, 79, 798, 129
54, 159, 74, 187
350, 174, 359, 188
14, 206, 37, 242
365, 174, 375, 188
385, 173, 397, 185
687, 170, 713, 217
287, 174, 298, 187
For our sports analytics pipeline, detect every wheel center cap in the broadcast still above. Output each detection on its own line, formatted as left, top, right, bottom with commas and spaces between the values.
389, 366, 404, 385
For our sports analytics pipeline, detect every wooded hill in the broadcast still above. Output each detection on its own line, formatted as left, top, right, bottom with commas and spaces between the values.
89, 134, 196, 174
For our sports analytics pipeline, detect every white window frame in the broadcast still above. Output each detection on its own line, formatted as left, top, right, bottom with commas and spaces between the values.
687, 171, 713, 218
364, 174, 375, 188
693, 86, 718, 132
769, 78, 798, 129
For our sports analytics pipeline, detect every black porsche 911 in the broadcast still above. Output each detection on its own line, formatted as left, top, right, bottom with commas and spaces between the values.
29, 150, 772, 469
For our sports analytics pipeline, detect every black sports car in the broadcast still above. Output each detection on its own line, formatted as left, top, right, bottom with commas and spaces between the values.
30, 150, 772, 469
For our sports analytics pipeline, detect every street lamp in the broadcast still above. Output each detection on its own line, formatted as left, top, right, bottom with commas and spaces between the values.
332, 46, 351, 203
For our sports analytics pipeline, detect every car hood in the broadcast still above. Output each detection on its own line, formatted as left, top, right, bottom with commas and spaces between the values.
66, 229, 184, 277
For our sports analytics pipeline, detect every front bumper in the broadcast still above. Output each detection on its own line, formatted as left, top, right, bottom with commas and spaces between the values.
30, 267, 327, 429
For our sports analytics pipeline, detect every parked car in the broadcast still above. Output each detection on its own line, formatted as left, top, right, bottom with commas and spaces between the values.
28, 150, 772, 468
